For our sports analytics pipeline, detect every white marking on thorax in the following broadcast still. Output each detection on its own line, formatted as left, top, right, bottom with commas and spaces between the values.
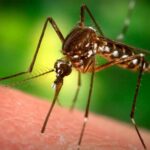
79, 59, 83, 65
85, 43, 90, 48
89, 26, 96, 31
73, 55, 79, 59
94, 43, 98, 50
86, 47, 98, 58
87, 50, 94, 57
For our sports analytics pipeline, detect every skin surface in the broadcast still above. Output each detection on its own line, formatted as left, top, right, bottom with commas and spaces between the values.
0, 86, 150, 150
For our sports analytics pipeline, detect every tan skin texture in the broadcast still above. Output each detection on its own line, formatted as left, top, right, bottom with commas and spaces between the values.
0, 86, 150, 150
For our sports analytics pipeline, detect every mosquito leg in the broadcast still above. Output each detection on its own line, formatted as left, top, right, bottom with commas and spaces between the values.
79, 4, 104, 36
28, 17, 64, 72
70, 71, 81, 111
89, 55, 147, 149
93, 54, 143, 72
20, 69, 54, 83
116, 0, 136, 41
0, 17, 64, 81
130, 59, 147, 150
41, 79, 63, 133
77, 59, 95, 150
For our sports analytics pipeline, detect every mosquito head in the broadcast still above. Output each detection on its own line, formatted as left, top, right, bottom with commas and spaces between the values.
53, 59, 72, 86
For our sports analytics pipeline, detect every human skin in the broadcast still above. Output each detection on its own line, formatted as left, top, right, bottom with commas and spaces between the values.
0, 86, 150, 150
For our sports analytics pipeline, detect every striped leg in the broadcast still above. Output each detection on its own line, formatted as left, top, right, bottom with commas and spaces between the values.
130, 58, 147, 150
116, 0, 136, 41
77, 59, 95, 150
89, 55, 147, 149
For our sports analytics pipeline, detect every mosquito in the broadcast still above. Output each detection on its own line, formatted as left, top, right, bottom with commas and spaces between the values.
0, 0, 149, 149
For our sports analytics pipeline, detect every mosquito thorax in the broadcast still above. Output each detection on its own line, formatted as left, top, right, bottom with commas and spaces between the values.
54, 59, 72, 78
62, 26, 99, 71
62, 26, 97, 56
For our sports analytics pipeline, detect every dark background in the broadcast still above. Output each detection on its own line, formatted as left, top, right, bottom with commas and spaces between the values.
0, 0, 150, 130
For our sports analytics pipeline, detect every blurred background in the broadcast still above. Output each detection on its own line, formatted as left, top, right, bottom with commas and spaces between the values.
0, 0, 150, 130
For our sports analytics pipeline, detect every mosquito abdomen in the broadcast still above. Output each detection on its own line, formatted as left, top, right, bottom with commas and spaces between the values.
96, 36, 150, 72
